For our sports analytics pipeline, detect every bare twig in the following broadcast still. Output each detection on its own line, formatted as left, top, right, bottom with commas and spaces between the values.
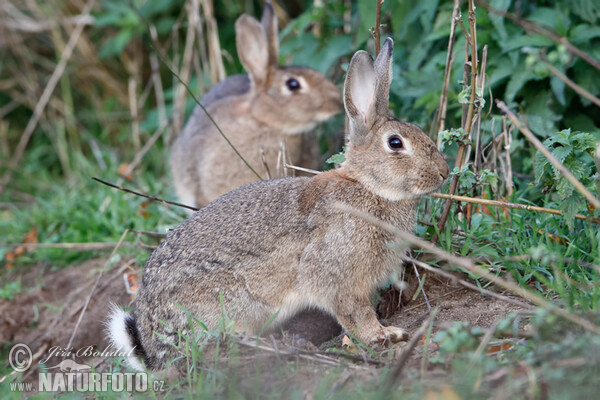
121, 118, 170, 178
385, 307, 439, 388
0, 0, 97, 197
374, 0, 383, 56
428, 192, 600, 224
497, 101, 600, 210
473, 45, 488, 172
128, 76, 140, 151
405, 256, 531, 309
412, 263, 430, 311
478, 0, 600, 72
596, 142, 600, 196
0, 242, 134, 250
434, 0, 460, 145
435, 0, 480, 241
92, 177, 199, 211
283, 164, 321, 175
63, 230, 129, 361
172, 0, 198, 134
148, 25, 169, 146
540, 56, 600, 108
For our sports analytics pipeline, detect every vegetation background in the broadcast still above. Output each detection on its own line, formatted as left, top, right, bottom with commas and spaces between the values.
0, 0, 599, 398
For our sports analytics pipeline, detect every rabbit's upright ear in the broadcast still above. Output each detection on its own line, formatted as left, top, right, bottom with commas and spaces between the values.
344, 51, 377, 146
374, 38, 393, 115
236, 15, 269, 89
261, 0, 279, 68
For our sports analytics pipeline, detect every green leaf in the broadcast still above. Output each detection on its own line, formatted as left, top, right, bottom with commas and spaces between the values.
551, 145, 573, 164
505, 65, 536, 103
326, 147, 346, 165
550, 76, 566, 106
99, 28, 135, 59
569, 25, 600, 43
534, 151, 550, 184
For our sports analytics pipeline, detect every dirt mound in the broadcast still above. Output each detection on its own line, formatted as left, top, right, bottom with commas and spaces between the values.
1, 258, 131, 383
1, 258, 530, 392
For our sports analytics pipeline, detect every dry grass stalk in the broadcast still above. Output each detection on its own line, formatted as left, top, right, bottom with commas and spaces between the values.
501, 117, 514, 195
435, 0, 481, 241
472, 45, 488, 173
173, 0, 199, 135
200, 0, 225, 83
0, 242, 134, 251
128, 77, 141, 151
385, 307, 438, 388
429, 192, 600, 224
236, 337, 341, 367
121, 119, 171, 178
596, 142, 600, 195
92, 177, 200, 212
540, 55, 600, 108
434, 0, 460, 146
374, 0, 383, 56
497, 100, 600, 210
0, 0, 97, 197
479, 0, 600, 72
336, 202, 600, 334
405, 256, 531, 309
63, 230, 130, 361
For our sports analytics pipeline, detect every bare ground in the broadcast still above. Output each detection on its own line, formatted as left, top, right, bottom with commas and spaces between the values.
1, 257, 531, 394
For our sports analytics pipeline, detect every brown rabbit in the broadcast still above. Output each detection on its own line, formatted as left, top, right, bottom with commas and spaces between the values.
171, 1, 342, 209
109, 38, 449, 371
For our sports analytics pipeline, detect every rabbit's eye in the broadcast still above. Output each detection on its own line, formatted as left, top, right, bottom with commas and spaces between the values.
387, 136, 404, 150
286, 78, 301, 92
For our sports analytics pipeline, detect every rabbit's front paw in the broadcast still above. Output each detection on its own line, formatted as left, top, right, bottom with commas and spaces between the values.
382, 326, 408, 343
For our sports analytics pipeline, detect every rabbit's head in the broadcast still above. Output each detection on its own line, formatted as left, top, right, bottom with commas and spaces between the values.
342, 38, 449, 200
234, 1, 342, 135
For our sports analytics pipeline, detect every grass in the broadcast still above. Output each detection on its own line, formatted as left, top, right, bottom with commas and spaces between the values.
1, 0, 600, 398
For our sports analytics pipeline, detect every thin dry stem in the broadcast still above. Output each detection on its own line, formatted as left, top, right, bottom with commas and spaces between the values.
128, 76, 141, 151
63, 229, 129, 361
497, 100, 600, 210
434, 0, 460, 146
540, 56, 600, 108
435, 0, 480, 241
385, 308, 439, 388
92, 177, 200, 212
405, 256, 531, 309
121, 119, 170, 178
429, 192, 600, 224
0, 0, 97, 197
173, 0, 198, 134
479, 0, 600, 72
374, 0, 383, 55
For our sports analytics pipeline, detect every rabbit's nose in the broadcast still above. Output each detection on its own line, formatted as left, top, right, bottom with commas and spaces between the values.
437, 157, 450, 181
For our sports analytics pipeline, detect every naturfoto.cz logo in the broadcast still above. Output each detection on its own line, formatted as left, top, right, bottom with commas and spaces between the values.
6, 343, 165, 393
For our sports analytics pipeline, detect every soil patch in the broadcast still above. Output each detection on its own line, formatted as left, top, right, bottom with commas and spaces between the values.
1, 259, 530, 393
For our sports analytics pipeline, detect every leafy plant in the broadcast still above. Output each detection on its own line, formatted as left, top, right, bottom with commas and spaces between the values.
534, 129, 599, 229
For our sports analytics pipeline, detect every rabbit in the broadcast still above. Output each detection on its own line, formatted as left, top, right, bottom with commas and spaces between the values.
171, 0, 342, 209
109, 38, 449, 371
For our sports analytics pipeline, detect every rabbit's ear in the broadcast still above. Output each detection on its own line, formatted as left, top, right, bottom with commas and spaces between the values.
261, 0, 279, 68
344, 50, 377, 146
236, 15, 269, 89
374, 38, 393, 115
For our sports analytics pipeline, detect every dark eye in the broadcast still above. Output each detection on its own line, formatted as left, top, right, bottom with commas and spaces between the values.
286, 78, 301, 91
388, 136, 404, 150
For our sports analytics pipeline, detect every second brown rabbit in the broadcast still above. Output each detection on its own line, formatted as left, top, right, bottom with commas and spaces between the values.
109, 38, 449, 371
171, 1, 342, 208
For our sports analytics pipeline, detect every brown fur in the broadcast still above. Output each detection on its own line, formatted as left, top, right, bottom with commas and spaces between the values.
170, 1, 342, 208
109, 38, 449, 371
